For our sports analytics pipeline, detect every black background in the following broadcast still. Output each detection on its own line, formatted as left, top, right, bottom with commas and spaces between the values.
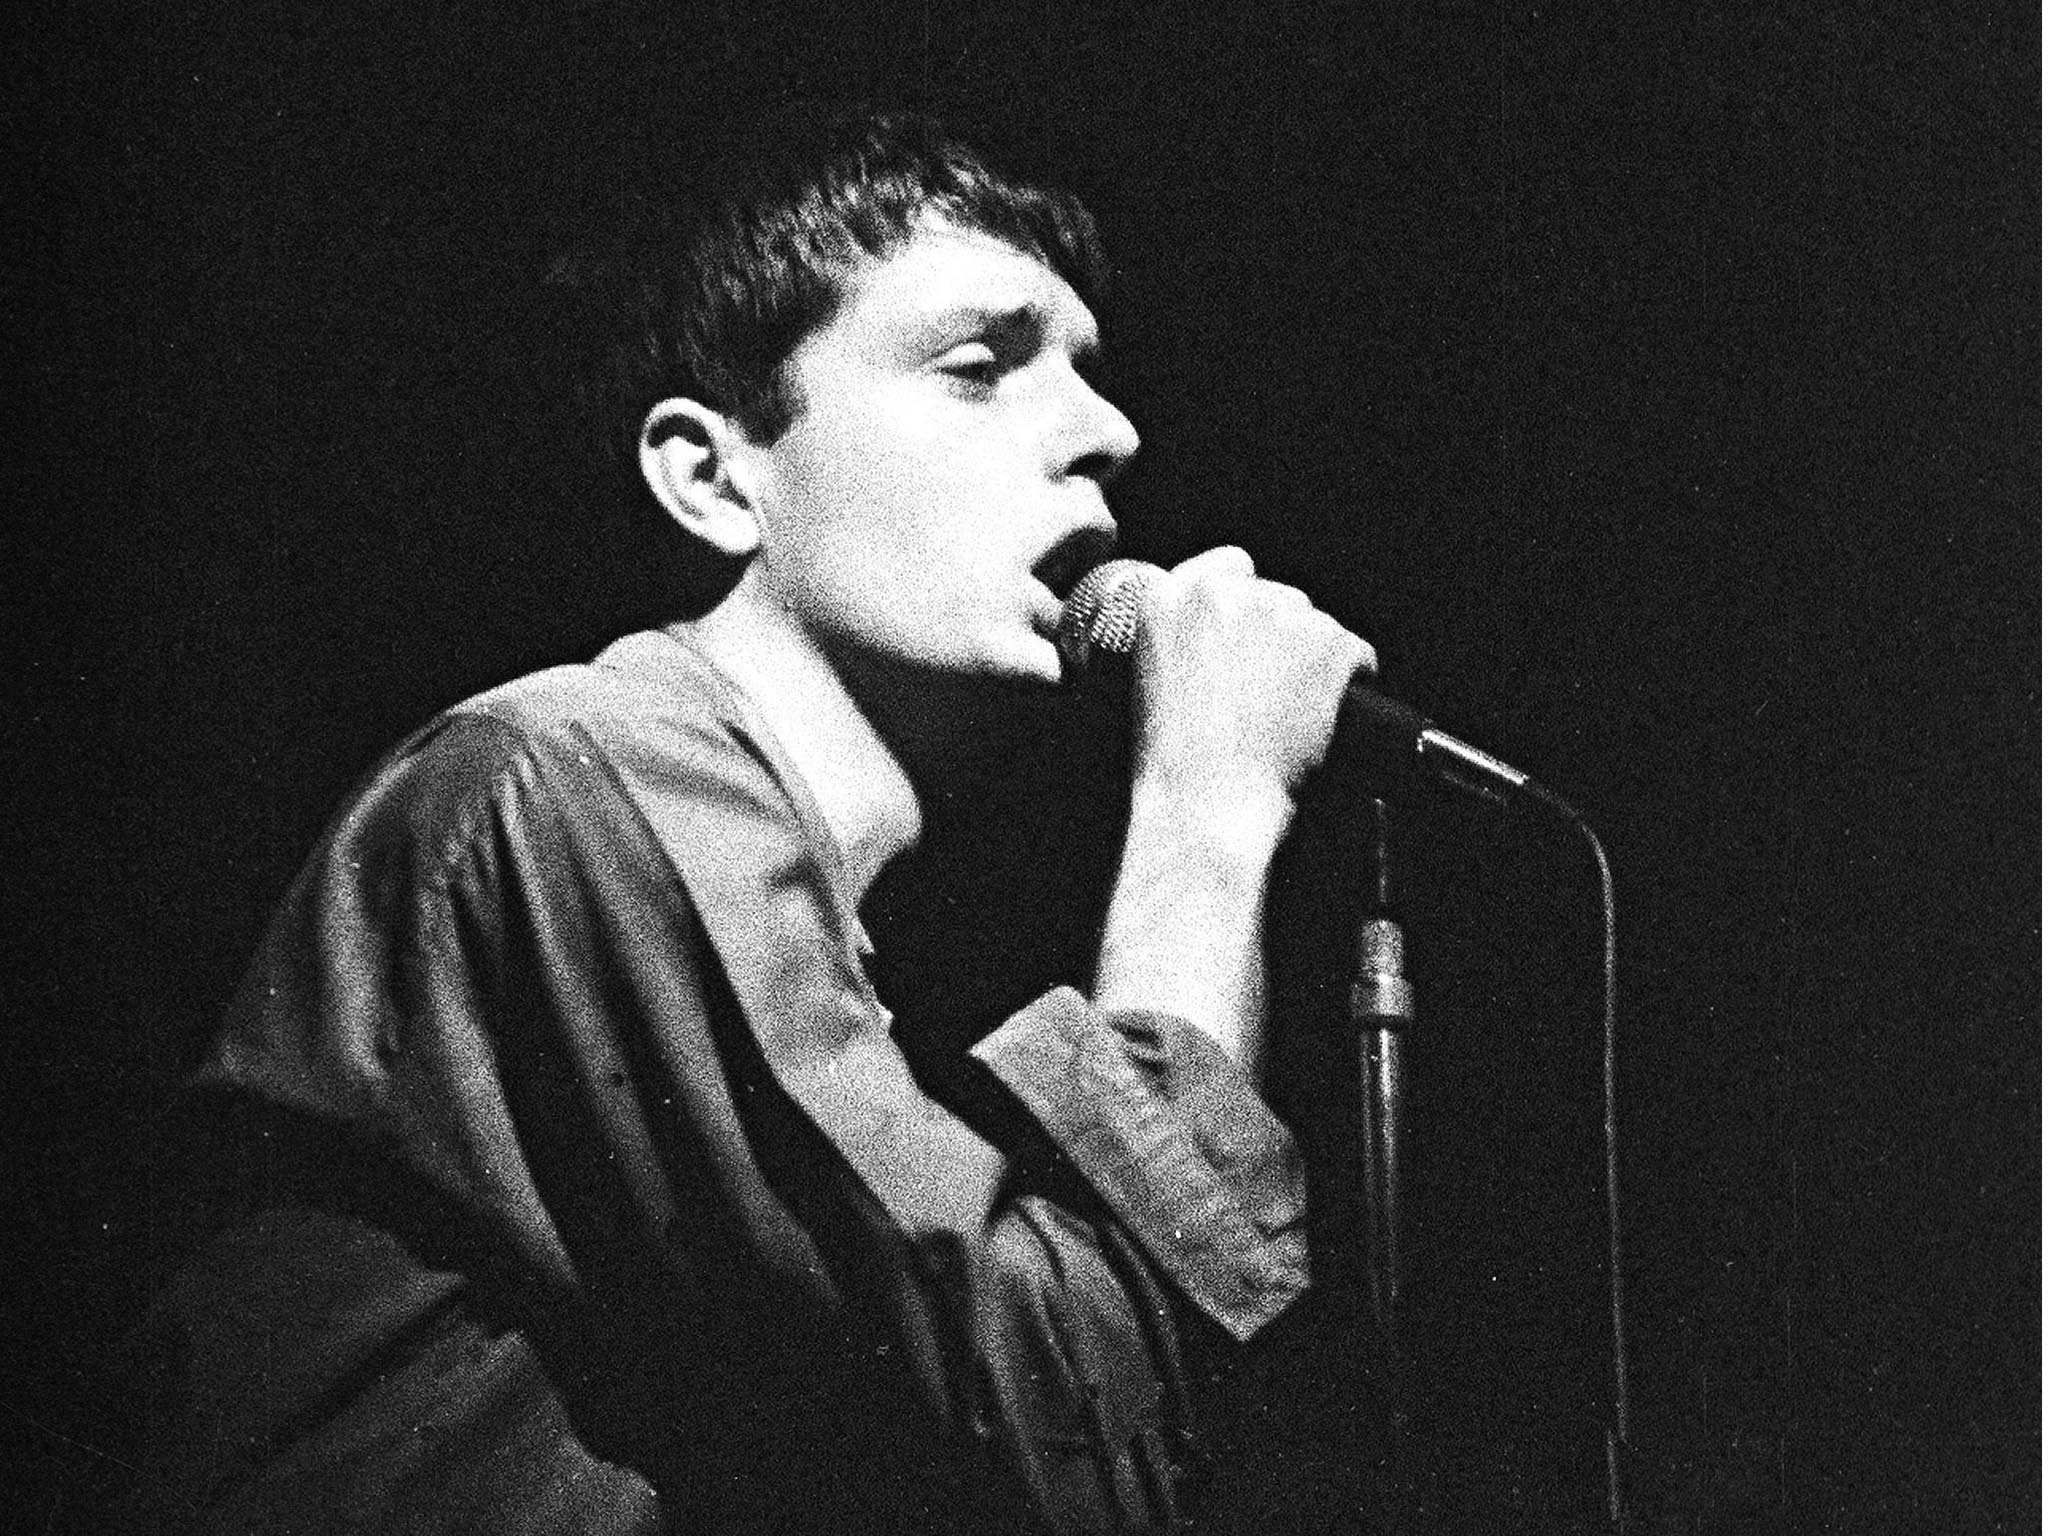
9, 2, 2036, 1531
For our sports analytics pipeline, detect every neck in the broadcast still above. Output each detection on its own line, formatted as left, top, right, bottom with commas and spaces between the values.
672, 600, 923, 901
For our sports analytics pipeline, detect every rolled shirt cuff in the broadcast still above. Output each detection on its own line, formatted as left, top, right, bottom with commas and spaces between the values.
971, 987, 1309, 1342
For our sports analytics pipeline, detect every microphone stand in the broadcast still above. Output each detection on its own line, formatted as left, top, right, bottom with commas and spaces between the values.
1351, 797, 1416, 1530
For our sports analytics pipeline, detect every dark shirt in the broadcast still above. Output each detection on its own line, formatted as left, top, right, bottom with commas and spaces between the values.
120, 629, 1307, 1533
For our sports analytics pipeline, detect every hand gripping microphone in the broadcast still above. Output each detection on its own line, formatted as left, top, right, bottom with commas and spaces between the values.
1059, 561, 1627, 1522
1055, 558, 1570, 815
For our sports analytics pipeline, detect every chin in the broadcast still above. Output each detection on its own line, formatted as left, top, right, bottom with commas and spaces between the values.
911, 624, 1056, 688
990, 635, 1067, 690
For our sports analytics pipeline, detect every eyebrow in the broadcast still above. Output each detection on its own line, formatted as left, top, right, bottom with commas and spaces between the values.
923, 300, 1105, 365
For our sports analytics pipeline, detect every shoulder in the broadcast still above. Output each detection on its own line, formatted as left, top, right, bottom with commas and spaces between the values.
331, 632, 783, 885
450, 631, 758, 779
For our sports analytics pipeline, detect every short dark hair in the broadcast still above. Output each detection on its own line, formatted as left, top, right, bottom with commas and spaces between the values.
563, 105, 1110, 466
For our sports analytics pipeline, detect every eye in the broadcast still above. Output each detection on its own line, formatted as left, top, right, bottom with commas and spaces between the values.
936, 340, 1003, 392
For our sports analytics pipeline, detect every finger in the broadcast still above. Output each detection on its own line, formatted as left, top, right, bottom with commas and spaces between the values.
1175, 545, 1256, 580
1311, 609, 1379, 678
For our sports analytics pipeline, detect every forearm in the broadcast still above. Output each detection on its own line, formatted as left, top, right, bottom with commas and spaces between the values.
1092, 776, 1290, 1075
1089, 545, 1369, 1078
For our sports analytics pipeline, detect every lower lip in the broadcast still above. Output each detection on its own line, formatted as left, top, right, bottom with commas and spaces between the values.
1031, 585, 1066, 633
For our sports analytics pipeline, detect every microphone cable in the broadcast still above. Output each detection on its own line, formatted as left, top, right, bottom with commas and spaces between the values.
1521, 780, 1630, 1533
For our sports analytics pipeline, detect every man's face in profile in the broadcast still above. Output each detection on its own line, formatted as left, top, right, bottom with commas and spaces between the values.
735, 217, 1138, 692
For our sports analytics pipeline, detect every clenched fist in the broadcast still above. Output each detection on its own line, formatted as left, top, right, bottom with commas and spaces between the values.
1127, 546, 1377, 845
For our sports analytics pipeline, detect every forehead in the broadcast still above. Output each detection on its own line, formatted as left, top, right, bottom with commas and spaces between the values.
813, 218, 1101, 357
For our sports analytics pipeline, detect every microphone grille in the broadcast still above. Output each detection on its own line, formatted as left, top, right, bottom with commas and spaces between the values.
1056, 559, 1156, 679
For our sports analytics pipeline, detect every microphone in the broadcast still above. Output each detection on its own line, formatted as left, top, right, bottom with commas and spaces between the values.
1056, 558, 1561, 813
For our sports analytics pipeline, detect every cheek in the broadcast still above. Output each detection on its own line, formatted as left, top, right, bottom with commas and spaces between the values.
821, 414, 1002, 542
790, 393, 947, 507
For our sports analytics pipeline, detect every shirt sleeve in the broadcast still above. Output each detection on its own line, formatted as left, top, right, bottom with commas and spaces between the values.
972, 990, 1308, 1343
154, 703, 1308, 1535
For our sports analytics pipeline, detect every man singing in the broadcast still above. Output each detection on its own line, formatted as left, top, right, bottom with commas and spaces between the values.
120, 107, 1372, 1533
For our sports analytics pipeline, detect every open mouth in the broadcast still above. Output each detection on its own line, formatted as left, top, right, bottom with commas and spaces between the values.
1032, 526, 1119, 607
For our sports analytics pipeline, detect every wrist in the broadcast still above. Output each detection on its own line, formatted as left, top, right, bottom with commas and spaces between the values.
1125, 770, 1293, 873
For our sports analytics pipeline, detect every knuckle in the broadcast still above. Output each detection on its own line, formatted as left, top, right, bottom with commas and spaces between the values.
1181, 545, 1255, 586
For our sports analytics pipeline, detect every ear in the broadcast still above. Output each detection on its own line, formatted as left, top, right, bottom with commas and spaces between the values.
638, 397, 763, 559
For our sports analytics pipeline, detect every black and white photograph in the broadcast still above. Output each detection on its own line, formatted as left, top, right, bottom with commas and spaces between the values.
10, 4, 2035, 1531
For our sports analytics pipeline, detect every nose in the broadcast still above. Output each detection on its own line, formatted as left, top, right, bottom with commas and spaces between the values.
1055, 367, 1141, 488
